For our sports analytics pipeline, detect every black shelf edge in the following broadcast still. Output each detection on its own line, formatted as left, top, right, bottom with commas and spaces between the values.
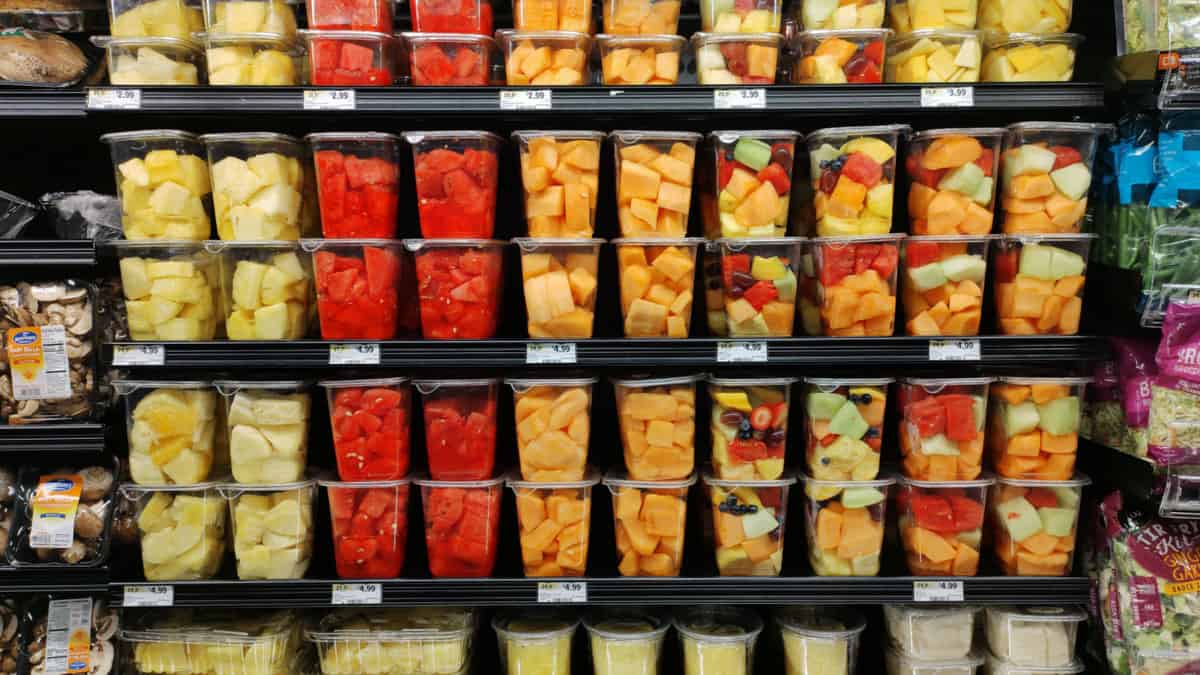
0, 90, 85, 118
109, 576, 1089, 608
1079, 438, 1157, 502
0, 240, 96, 267
0, 422, 105, 452
0, 567, 108, 593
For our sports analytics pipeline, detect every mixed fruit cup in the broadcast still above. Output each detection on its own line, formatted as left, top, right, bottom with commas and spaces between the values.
308, 132, 401, 238
415, 378, 499, 481
614, 375, 699, 480
310, 240, 404, 339
512, 475, 598, 577
203, 132, 315, 241
989, 475, 1087, 576
791, 29, 888, 84
409, 0, 493, 33
999, 122, 1106, 234
798, 0, 884, 29
324, 478, 410, 578
323, 378, 411, 481
603, 0, 681, 33
616, 239, 700, 338
406, 130, 500, 238
218, 380, 310, 484
511, 378, 594, 482
692, 32, 782, 84
103, 130, 212, 240
899, 377, 990, 481
804, 378, 889, 482
804, 476, 892, 576
503, 31, 591, 85
981, 33, 1081, 82
607, 473, 693, 577
613, 130, 700, 238
885, 30, 982, 83
812, 234, 902, 337
404, 34, 494, 85
992, 234, 1091, 335
517, 238, 601, 338
407, 239, 504, 340
987, 378, 1085, 480
700, 0, 781, 32
515, 130, 604, 238
598, 35, 684, 85
900, 236, 989, 336
706, 130, 797, 238
897, 476, 990, 576
888, 0, 979, 32
416, 476, 503, 578
307, 31, 395, 86
705, 475, 794, 576
906, 129, 1000, 235
708, 376, 793, 480
717, 238, 803, 337
808, 125, 907, 237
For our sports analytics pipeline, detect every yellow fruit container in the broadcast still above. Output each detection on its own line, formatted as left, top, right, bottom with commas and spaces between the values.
508, 471, 599, 577
885, 29, 984, 82
605, 471, 694, 576
887, 0, 979, 32
707, 375, 795, 480
905, 128, 1004, 234
692, 32, 782, 84
613, 375, 699, 479
124, 609, 304, 675
197, 32, 305, 85
499, 30, 592, 85
201, 131, 316, 240
614, 238, 702, 338
203, 0, 297, 37
998, 121, 1109, 234
113, 240, 222, 340
508, 376, 595, 480
979, 0, 1072, 33
108, 0, 204, 39
777, 607, 868, 675
513, 130, 605, 238
791, 28, 890, 84
612, 130, 701, 237
703, 473, 794, 576
120, 481, 228, 580
900, 236, 991, 336
116, 379, 219, 485
218, 478, 316, 579
716, 237, 804, 337
514, 238, 602, 338
101, 129, 212, 240
309, 608, 475, 675
597, 34, 685, 84
215, 380, 312, 484
981, 32, 1083, 82
798, 0, 885, 28
493, 611, 578, 675
807, 124, 909, 237
802, 474, 894, 576
992, 233, 1094, 336
603, 0, 681, 33
705, 130, 800, 238
584, 609, 670, 675
513, 0, 591, 31
700, 0, 780, 31
210, 241, 312, 340
675, 606, 764, 675
97, 36, 205, 85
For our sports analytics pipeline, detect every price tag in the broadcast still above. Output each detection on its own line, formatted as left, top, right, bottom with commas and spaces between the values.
123, 585, 174, 607
537, 581, 587, 603
526, 342, 576, 364
717, 341, 768, 363
332, 583, 382, 605
87, 88, 141, 110
112, 344, 165, 366
929, 339, 981, 361
329, 343, 381, 365
920, 86, 974, 107
713, 88, 766, 109
500, 89, 552, 110
913, 580, 964, 602
303, 89, 356, 110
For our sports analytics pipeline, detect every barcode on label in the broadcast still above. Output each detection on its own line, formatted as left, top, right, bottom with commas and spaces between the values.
303, 89, 355, 110
929, 339, 981, 361
713, 88, 766, 109
87, 88, 141, 110
717, 341, 768, 363
329, 343, 380, 365
112, 344, 165, 366
500, 90, 552, 110
537, 581, 587, 603
124, 585, 174, 607
920, 86, 974, 107
332, 583, 382, 605
526, 342, 576, 364
913, 580, 964, 602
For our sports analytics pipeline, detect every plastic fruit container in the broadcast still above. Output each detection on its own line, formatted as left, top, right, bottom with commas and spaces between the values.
305, 30, 395, 85
987, 377, 1088, 480
101, 36, 204, 84
415, 474, 504, 577
597, 34, 684, 84
513, 130, 605, 238
612, 130, 701, 237
802, 475, 894, 576
978, 0, 1071, 33
501, 30, 591, 85
215, 380, 311, 484
509, 472, 599, 577
798, 0, 884, 28
888, 0, 979, 31
988, 474, 1089, 576
508, 377, 595, 481
605, 471, 694, 576
515, 238, 601, 338
901, 236, 990, 336
675, 606, 764, 675
199, 32, 303, 85
309, 608, 474, 675
700, 0, 780, 31
405, 130, 500, 238
203, 0, 296, 36
984, 606, 1086, 667
109, 0, 204, 38
703, 241, 727, 336
202, 132, 314, 240
999, 122, 1108, 234
803, 377, 891, 482
414, 378, 498, 481
812, 234, 903, 336
613, 375, 700, 480
886, 30, 983, 82
706, 130, 799, 238
886, 648, 985, 674
307, 132, 400, 238
716, 238, 803, 336
899, 377, 992, 480
306, 239, 403, 339
114, 241, 221, 340
807, 125, 909, 237
102, 129, 212, 241
322, 377, 411, 481
986, 653, 1085, 674
124, 609, 303, 675
307, 0, 390, 30
707, 376, 794, 480
777, 607, 867, 675
603, 0, 681, 33
792, 29, 889, 84
981, 33, 1082, 82
219, 479, 316, 579
410, 0, 492, 33
897, 476, 993, 576
117, 380, 219, 485
703, 473, 794, 576
513, 0, 590, 30
493, 611, 578, 675
211, 241, 312, 340
406, 238, 504, 339
585, 609, 670, 675
692, 32, 782, 84
322, 477, 409, 578
992, 234, 1093, 335
615, 238, 701, 338
120, 482, 227, 580
906, 128, 1003, 235
404, 33, 495, 85
797, 240, 822, 335
884, 605, 978, 660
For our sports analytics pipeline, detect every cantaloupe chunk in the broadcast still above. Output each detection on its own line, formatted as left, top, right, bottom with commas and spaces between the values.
1040, 453, 1075, 479
816, 507, 843, 550
909, 183, 937, 219
620, 160, 661, 201
1030, 383, 1068, 403
927, 301, 951, 326
995, 282, 1015, 318
1009, 173, 1055, 200
1003, 196, 1047, 214
1006, 431, 1043, 457
1016, 550, 1069, 575
1058, 296, 1082, 334
1052, 275, 1085, 297
922, 135, 984, 170
517, 492, 547, 530
742, 534, 779, 563
926, 454, 957, 480
836, 508, 881, 558
831, 175, 867, 210
640, 552, 675, 575
618, 550, 640, 576
523, 518, 563, 550
951, 541, 980, 575
715, 510, 745, 546
762, 301, 794, 335
960, 202, 995, 234
1021, 531, 1059, 559
1006, 209, 1054, 233
623, 518, 660, 555
1000, 318, 1037, 335
909, 526, 957, 563
927, 191, 969, 233
616, 488, 642, 522
1041, 431, 1077, 454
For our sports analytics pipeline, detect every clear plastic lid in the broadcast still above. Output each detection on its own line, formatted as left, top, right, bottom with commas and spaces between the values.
994, 474, 1091, 489
902, 235, 995, 243
413, 473, 505, 489
200, 131, 302, 145
495, 29, 592, 49
604, 470, 696, 490
806, 124, 912, 145
999, 233, 1098, 245
109, 239, 211, 251
805, 377, 894, 386
706, 375, 797, 387
903, 377, 995, 388
513, 237, 606, 250
702, 472, 796, 488
610, 130, 703, 144
717, 236, 807, 249
1005, 122, 1114, 136
402, 238, 506, 251
795, 27, 893, 44
776, 607, 866, 639
101, 128, 200, 144
887, 647, 985, 671
610, 374, 703, 389
583, 609, 670, 641
506, 376, 598, 389
299, 29, 394, 43
196, 32, 301, 51
690, 31, 784, 48
309, 607, 475, 642
214, 379, 308, 394
318, 476, 411, 488
402, 32, 496, 47
674, 606, 764, 642
120, 480, 225, 497
802, 474, 894, 489
887, 29, 982, 49
318, 377, 409, 388
493, 611, 579, 641
710, 129, 802, 144
302, 238, 404, 252
812, 233, 906, 245
122, 608, 300, 644
217, 477, 318, 497
304, 131, 401, 144
900, 475, 994, 489
508, 469, 600, 490
413, 378, 499, 393
114, 379, 212, 393
611, 237, 706, 246
984, 653, 1085, 674
909, 127, 1006, 141
402, 130, 504, 144
997, 376, 1092, 386
512, 129, 607, 142
986, 606, 1087, 624
595, 33, 686, 49
985, 32, 1084, 50
205, 240, 304, 253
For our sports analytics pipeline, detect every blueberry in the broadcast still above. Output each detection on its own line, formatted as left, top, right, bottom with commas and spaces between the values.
739, 418, 752, 434
864, 427, 879, 439
820, 456, 831, 465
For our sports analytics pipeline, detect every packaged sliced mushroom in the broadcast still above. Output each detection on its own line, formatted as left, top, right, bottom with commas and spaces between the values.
0, 598, 23, 675
7, 461, 116, 567
0, 279, 98, 424
23, 595, 118, 675
0, 466, 17, 567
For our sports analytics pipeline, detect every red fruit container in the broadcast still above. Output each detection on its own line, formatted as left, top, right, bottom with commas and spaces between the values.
322, 478, 409, 578
414, 474, 504, 577
307, 0, 390, 30
304, 30, 396, 86
405, 238, 505, 339
307, 132, 401, 239
403, 33, 495, 86
306, 239, 405, 339
410, 0, 493, 34
404, 131, 502, 238
414, 378, 499, 481
322, 377, 412, 481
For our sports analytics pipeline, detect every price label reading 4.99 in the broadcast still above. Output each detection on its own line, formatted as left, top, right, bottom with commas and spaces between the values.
112, 344, 165, 366
123, 585, 174, 607
537, 581, 587, 603
717, 340, 768, 363
928, 339, 981, 361
332, 583, 382, 605
714, 88, 766, 109
526, 342, 576, 364
329, 343, 381, 365
913, 580, 964, 602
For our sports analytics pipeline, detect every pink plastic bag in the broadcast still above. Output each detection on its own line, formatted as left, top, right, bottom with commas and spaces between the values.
1156, 300, 1200, 382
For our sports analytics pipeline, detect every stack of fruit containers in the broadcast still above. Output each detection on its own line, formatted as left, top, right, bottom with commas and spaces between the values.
879, 0, 982, 84
196, 0, 303, 85
594, 0, 684, 85
976, 0, 1082, 83
693, 0, 783, 86
302, 0, 398, 88
499, 0, 594, 86
402, 0, 496, 89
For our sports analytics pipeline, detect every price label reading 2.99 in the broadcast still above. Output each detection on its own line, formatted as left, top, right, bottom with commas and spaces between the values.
714, 88, 767, 109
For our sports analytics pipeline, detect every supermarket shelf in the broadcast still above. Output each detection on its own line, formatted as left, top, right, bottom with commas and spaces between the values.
0, 90, 86, 118
0, 240, 96, 267
0, 423, 105, 453
0, 567, 109, 594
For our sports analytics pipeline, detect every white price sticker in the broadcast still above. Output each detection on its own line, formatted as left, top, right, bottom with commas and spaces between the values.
87, 88, 141, 110
929, 339, 981, 361
920, 86, 974, 107
717, 341, 768, 363
713, 88, 766, 109
303, 89, 356, 110
526, 342, 576, 364
332, 583, 382, 605
500, 89, 552, 110
112, 344, 165, 366
329, 343, 381, 365
124, 585, 174, 607
537, 581, 587, 603
913, 580, 964, 602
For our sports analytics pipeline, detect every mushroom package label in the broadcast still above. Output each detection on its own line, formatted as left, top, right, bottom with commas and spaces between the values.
29, 474, 83, 550
6, 326, 70, 401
